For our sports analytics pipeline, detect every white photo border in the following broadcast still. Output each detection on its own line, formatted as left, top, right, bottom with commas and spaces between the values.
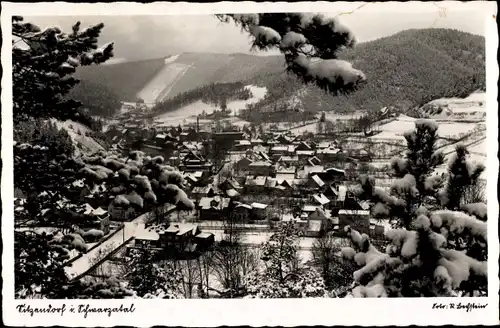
2, 1, 498, 326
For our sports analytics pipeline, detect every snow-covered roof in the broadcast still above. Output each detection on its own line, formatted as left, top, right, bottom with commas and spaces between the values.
249, 161, 272, 167
311, 175, 325, 187
237, 140, 251, 146
296, 150, 315, 156
93, 207, 108, 216
304, 165, 325, 175
226, 188, 240, 197
338, 209, 370, 216
271, 145, 288, 151
338, 186, 347, 202
176, 223, 198, 236
196, 232, 214, 239
236, 203, 253, 210
327, 167, 346, 175
135, 224, 160, 241
278, 155, 299, 162
302, 205, 317, 212
251, 202, 269, 209
313, 194, 330, 205
308, 220, 322, 232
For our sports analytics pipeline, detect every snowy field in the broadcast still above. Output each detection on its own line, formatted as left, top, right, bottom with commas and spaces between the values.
154, 101, 215, 126
138, 62, 191, 104
226, 85, 267, 115
153, 85, 267, 127
53, 119, 104, 154
468, 139, 487, 155
288, 123, 318, 134
428, 91, 486, 117
436, 122, 478, 138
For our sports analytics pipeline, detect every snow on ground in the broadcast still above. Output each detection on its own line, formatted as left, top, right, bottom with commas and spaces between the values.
468, 139, 487, 155
288, 123, 318, 135
53, 119, 104, 154
138, 62, 191, 104
324, 112, 362, 121
376, 118, 416, 135
154, 100, 216, 126
226, 85, 267, 115
436, 122, 477, 138
153, 85, 267, 127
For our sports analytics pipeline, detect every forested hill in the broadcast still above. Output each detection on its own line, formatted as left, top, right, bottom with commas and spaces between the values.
70, 28, 485, 117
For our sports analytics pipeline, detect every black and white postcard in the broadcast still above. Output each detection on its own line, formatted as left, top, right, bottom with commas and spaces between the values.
1, 1, 498, 326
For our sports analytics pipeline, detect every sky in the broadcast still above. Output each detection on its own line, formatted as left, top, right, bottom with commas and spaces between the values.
23, 3, 490, 64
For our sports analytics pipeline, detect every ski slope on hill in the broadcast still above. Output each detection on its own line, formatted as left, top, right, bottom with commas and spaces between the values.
136, 55, 192, 104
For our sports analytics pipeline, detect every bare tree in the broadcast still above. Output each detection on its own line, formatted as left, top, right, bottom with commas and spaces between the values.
211, 212, 260, 298
461, 179, 486, 205
311, 233, 355, 291
178, 259, 200, 299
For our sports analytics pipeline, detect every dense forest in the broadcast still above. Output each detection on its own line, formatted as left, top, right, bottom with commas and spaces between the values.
66, 79, 122, 117
243, 28, 485, 116
152, 82, 253, 115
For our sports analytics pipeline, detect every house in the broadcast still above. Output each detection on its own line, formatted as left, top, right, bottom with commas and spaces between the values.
213, 132, 244, 150
179, 129, 199, 142
194, 232, 215, 250
107, 197, 137, 221
250, 138, 263, 146
307, 156, 321, 166
219, 178, 242, 192
179, 151, 213, 172
234, 140, 252, 151
162, 223, 201, 253
324, 167, 346, 182
307, 175, 325, 189
276, 167, 296, 182
199, 196, 230, 220
258, 151, 271, 162
338, 209, 370, 234
312, 193, 330, 207
304, 219, 322, 237
295, 141, 313, 151
155, 133, 167, 146
235, 157, 253, 172
300, 165, 325, 178
80, 203, 111, 234
302, 205, 318, 215
264, 177, 277, 189
308, 208, 333, 233
233, 203, 253, 221
270, 145, 289, 157
244, 176, 267, 194
248, 161, 274, 176
277, 155, 299, 166
276, 134, 293, 144
134, 223, 161, 248
192, 184, 220, 199
251, 202, 269, 220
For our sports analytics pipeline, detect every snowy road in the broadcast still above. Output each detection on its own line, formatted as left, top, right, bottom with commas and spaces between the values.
64, 206, 176, 281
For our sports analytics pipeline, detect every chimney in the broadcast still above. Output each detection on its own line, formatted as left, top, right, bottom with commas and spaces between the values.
197, 116, 200, 133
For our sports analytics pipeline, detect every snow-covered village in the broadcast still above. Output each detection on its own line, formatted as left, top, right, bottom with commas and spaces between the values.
11, 10, 490, 301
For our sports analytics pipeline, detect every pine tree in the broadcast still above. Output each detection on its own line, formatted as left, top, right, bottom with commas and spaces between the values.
216, 13, 366, 96
245, 222, 327, 298
344, 124, 487, 297
357, 119, 445, 229
440, 144, 485, 210
12, 16, 114, 124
